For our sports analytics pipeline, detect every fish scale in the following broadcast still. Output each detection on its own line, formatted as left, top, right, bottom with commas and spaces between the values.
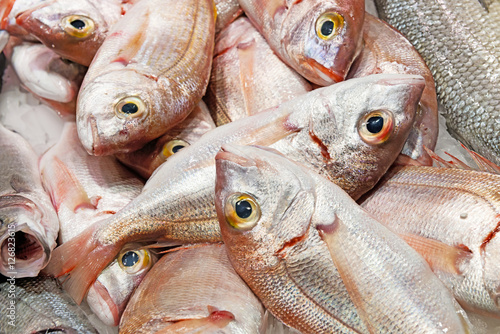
375, 0, 500, 165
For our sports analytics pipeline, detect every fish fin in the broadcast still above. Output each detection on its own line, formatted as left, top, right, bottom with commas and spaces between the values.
155, 242, 220, 254
42, 222, 120, 304
45, 157, 96, 212
0, 0, 15, 29
399, 233, 472, 275
237, 38, 257, 116
460, 143, 500, 174
424, 146, 461, 169
424, 145, 500, 174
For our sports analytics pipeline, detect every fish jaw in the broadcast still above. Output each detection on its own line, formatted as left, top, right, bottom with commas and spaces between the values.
0, 196, 56, 277
77, 70, 167, 156
87, 280, 120, 326
282, 0, 365, 85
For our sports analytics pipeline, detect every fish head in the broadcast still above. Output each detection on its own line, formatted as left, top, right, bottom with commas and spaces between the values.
215, 144, 316, 269
0, 195, 55, 277
282, 0, 365, 85
77, 69, 164, 156
86, 244, 157, 326
289, 73, 424, 199
15, 0, 120, 66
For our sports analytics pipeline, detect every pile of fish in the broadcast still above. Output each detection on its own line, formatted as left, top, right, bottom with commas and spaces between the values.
0, 0, 499, 333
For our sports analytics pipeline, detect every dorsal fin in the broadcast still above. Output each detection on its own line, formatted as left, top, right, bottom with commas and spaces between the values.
424, 145, 500, 174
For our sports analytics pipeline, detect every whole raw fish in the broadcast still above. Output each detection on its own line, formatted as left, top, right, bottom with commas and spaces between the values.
0, 276, 98, 333
215, 0, 242, 32
0, 123, 59, 278
5, 40, 86, 119
348, 14, 438, 165
44, 74, 423, 304
205, 17, 312, 126
238, 0, 365, 85
214, 144, 469, 333
39, 122, 151, 326
360, 164, 500, 318
375, 0, 500, 165
77, 0, 215, 156
116, 101, 216, 179
12, 0, 133, 66
119, 244, 265, 333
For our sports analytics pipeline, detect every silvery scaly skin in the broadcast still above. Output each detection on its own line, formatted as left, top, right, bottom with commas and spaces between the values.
237, 0, 365, 86
0, 123, 59, 278
119, 244, 265, 334
76, 0, 215, 156
44, 74, 423, 304
205, 17, 312, 126
348, 13, 438, 165
374, 0, 500, 165
360, 165, 500, 318
6, 40, 86, 119
11, 0, 136, 66
39, 122, 151, 326
0, 277, 98, 334
214, 0, 243, 32
214, 144, 470, 334
116, 101, 216, 179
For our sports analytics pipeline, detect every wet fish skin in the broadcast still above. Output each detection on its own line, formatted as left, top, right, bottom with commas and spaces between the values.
375, 0, 500, 165
44, 74, 422, 304
116, 101, 216, 179
0, 276, 98, 333
360, 165, 500, 318
77, 0, 215, 156
215, 0, 243, 32
13, 0, 130, 66
238, 0, 365, 85
119, 244, 265, 333
348, 13, 438, 166
205, 17, 312, 126
0, 123, 59, 278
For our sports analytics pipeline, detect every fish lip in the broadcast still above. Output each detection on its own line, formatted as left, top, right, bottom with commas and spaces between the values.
304, 58, 345, 84
87, 280, 120, 326
215, 144, 257, 168
82, 115, 101, 156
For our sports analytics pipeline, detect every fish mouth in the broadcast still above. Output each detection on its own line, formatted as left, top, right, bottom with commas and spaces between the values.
79, 115, 101, 156
304, 58, 344, 84
87, 280, 120, 326
216, 144, 257, 168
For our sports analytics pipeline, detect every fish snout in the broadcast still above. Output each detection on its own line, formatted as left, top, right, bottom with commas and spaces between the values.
78, 115, 101, 156
87, 280, 120, 326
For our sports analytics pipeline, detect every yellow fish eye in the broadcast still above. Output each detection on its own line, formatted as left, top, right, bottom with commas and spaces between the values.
358, 110, 394, 145
225, 193, 260, 230
118, 248, 152, 274
61, 15, 95, 38
315, 12, 344, 40
114, 96, 147, 119
162, 139, 190, 158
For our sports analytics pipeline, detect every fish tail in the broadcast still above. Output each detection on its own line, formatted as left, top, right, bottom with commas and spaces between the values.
42, 223, 121, 304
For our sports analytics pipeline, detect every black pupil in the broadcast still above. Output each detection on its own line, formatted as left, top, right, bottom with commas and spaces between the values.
321, 20, 334, 36
366, 116, 384, 134
235, 200, 252, 219
121, 103, 139, 114
172, 145, 185, 153
70, 19, 86, 30
122, 251, 139, 267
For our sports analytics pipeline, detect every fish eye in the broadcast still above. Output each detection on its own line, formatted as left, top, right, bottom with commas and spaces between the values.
118, 249, 152, 274
114, 96, 147, 119
358, 110, 394, 145
162, 139, 190, 158
61, 15, 95, 38
315, 12, 344, 40
224, 193, 260, 230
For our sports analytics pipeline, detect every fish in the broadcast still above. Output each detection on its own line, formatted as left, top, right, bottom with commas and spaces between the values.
0, 122, 59, 278
0, 276, 98, 333
76, 0, 216, 156
119, 244, 265, 333
359, 164, 500, 318
214, 144, 470, 333
39, 122, 150, 325
238, 0, 365, 85
205, 17, 312, 126
116, 101, 216, 179
5, 40, 86, 119
214, 0, 242, 32
0, 30, 8, 52
1, 0, 42, 40
12, 0, 134, 66
44, 74, 423, 304
374, 0, 500, 165
86, 243, 158, 327
348, 13, 438, 165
